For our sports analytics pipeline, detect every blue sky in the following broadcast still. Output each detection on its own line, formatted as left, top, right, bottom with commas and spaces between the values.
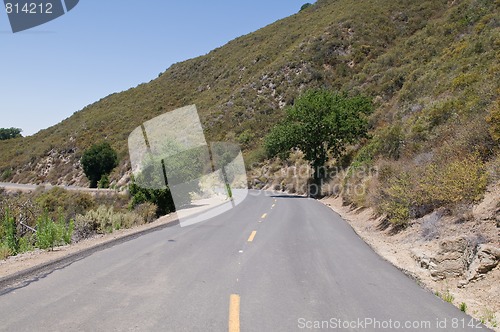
0, 1, 310, 136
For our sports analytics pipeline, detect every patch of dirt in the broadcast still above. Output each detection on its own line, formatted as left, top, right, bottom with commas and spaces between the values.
321, 182, 500, 331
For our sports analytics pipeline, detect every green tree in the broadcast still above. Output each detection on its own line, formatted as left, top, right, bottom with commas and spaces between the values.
265, 89, 372, 195
129, 145, 206, 216
300, 3, 313, 11
81, 142, 118, 188
0, 128, 22, 140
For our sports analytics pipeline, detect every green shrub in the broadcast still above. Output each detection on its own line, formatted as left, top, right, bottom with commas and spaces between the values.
81, 142, 118, 188
18, 235, 34, 254
300, 3, 313, 11
59, 216, 74, 245
419, 153, 487, 206
36, 187, 95, 222
98, 174, 110, 189
35, 213, 59, 250
460, 302, 467, 313
237, 129, 255, 147
0, 243, 10, 260
1, 210, 18, 255
1, 169, 12, 181
133, 203, 158, 224
377, 152, 487, 227
441, 289, 454, 303
129, 182, 176, 217
35, 212, 73, 250
75, 205, 143, 237
378, 172, 413, 226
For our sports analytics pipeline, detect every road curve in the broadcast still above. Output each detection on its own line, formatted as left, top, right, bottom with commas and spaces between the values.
0, 191, 487, 331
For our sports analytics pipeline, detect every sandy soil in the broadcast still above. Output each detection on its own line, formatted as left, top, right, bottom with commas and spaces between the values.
321, 193, 499, 331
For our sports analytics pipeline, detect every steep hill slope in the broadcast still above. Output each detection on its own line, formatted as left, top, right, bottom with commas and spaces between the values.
0, 0, 497, 189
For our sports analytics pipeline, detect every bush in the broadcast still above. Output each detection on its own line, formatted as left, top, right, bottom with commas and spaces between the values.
419, 153, 487, 206
1, 210, 18, 255
98, 174, 110, 189
81, 142, 118, 188
74, 205, 143, 238
36, 187, 95, 222
0, 243, 11, 260
18, 235, 34, 254
35, 213, 59, 250
129, 182, 176, 217
35, 212, 73, 250
237, 129, 255, 147
378, 171, 413, 226
134, 203, 158, 224
300, 3, 313, 11
377, 152, 487, 226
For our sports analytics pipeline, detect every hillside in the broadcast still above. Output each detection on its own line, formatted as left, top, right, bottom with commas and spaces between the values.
0, 0, 498, 190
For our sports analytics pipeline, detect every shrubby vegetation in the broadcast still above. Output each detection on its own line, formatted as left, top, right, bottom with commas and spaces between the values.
300, 3, 313, 11
0, 128, 22, 141
81, 142, 118, 188
0, 187, 158, 260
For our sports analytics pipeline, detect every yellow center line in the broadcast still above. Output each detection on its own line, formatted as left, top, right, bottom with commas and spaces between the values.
229, 294, 240, 332
271, 204, 276, 208
247, 230, 257, 242
261, 213, 267, 219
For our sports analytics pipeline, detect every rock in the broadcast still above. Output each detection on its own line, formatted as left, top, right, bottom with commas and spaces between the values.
410, 248, 433, 269
412, 237, 474, 280
465, 244, 500, 282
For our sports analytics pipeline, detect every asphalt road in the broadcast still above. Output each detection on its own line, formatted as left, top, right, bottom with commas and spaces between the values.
0, 191, 487, 331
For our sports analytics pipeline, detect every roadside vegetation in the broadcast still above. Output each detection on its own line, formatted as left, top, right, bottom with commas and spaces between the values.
0, 187, 157, 260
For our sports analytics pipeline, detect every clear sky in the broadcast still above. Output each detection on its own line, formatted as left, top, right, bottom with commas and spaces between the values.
0, 1, 310, 136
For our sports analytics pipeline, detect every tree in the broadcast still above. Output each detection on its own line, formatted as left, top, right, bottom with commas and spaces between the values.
300, 3, 313, 11
129, 144, 206, 216
0, 128, 22, 140
81, 142, 118, 188
265, 89, 372, 196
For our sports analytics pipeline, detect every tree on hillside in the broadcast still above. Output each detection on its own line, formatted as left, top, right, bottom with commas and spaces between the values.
300, 3, 313, 11
0, 128, 22, 140
264, 89, 372, 196
81, 142, 118, 188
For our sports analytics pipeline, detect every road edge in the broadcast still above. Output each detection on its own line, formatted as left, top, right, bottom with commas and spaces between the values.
318, 197, 433, 291
0, 218, 179, 292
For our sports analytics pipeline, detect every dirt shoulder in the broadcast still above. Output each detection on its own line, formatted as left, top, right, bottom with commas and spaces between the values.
321, 186, 500, 331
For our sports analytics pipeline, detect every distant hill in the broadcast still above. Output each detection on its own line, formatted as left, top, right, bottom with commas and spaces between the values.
0, 0, 497, 190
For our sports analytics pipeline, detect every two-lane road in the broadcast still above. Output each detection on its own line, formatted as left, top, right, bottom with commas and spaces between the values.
0, 191, 486, 331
